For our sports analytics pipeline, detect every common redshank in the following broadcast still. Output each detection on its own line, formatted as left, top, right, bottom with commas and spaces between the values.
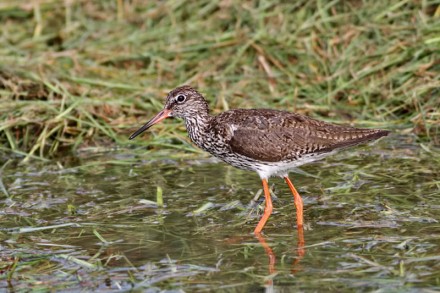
129, 86, 389, 234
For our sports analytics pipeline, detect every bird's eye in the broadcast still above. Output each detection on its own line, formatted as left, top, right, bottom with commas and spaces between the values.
176, 95, 186, 103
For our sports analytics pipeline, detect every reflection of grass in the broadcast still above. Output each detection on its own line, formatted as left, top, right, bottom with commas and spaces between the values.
1, 1, 439, 160
1, 141, 439, 290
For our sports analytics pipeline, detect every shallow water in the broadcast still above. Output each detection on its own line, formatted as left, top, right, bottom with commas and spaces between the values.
0, 135, 439, 291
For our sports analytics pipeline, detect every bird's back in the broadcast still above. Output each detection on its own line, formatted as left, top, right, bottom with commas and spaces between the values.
212, 109, 389, 163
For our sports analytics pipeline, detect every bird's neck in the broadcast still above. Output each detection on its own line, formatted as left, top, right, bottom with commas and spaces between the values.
184, 112, 213, 148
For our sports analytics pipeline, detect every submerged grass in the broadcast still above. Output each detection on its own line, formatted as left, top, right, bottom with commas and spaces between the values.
0, 0, 439, 160
0, 138, 439, 291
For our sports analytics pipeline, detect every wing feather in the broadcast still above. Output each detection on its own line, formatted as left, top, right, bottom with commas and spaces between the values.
212, 109, 388, 162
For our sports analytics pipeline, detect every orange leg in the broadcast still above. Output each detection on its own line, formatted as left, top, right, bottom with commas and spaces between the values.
284, 176, 304, 228
254, 179, 273, 234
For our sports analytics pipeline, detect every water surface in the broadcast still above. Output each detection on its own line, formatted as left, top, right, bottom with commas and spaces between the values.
0, 135, 439, 291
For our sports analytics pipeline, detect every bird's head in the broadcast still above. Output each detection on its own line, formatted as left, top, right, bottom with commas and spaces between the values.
129, 85, 209, 140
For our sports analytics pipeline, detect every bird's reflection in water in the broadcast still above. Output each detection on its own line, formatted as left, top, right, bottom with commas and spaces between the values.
255, 225, 305, 286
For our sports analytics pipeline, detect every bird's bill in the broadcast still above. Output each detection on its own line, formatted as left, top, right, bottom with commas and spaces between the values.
129, 109, 172, 140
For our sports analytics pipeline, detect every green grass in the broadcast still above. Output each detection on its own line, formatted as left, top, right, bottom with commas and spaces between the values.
1, 0, 439, 160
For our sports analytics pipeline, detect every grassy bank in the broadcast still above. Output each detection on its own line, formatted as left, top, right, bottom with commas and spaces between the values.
1, 0, 439, 161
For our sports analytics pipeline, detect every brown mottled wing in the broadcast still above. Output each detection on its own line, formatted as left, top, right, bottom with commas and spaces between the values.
214, 109, 388, 162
